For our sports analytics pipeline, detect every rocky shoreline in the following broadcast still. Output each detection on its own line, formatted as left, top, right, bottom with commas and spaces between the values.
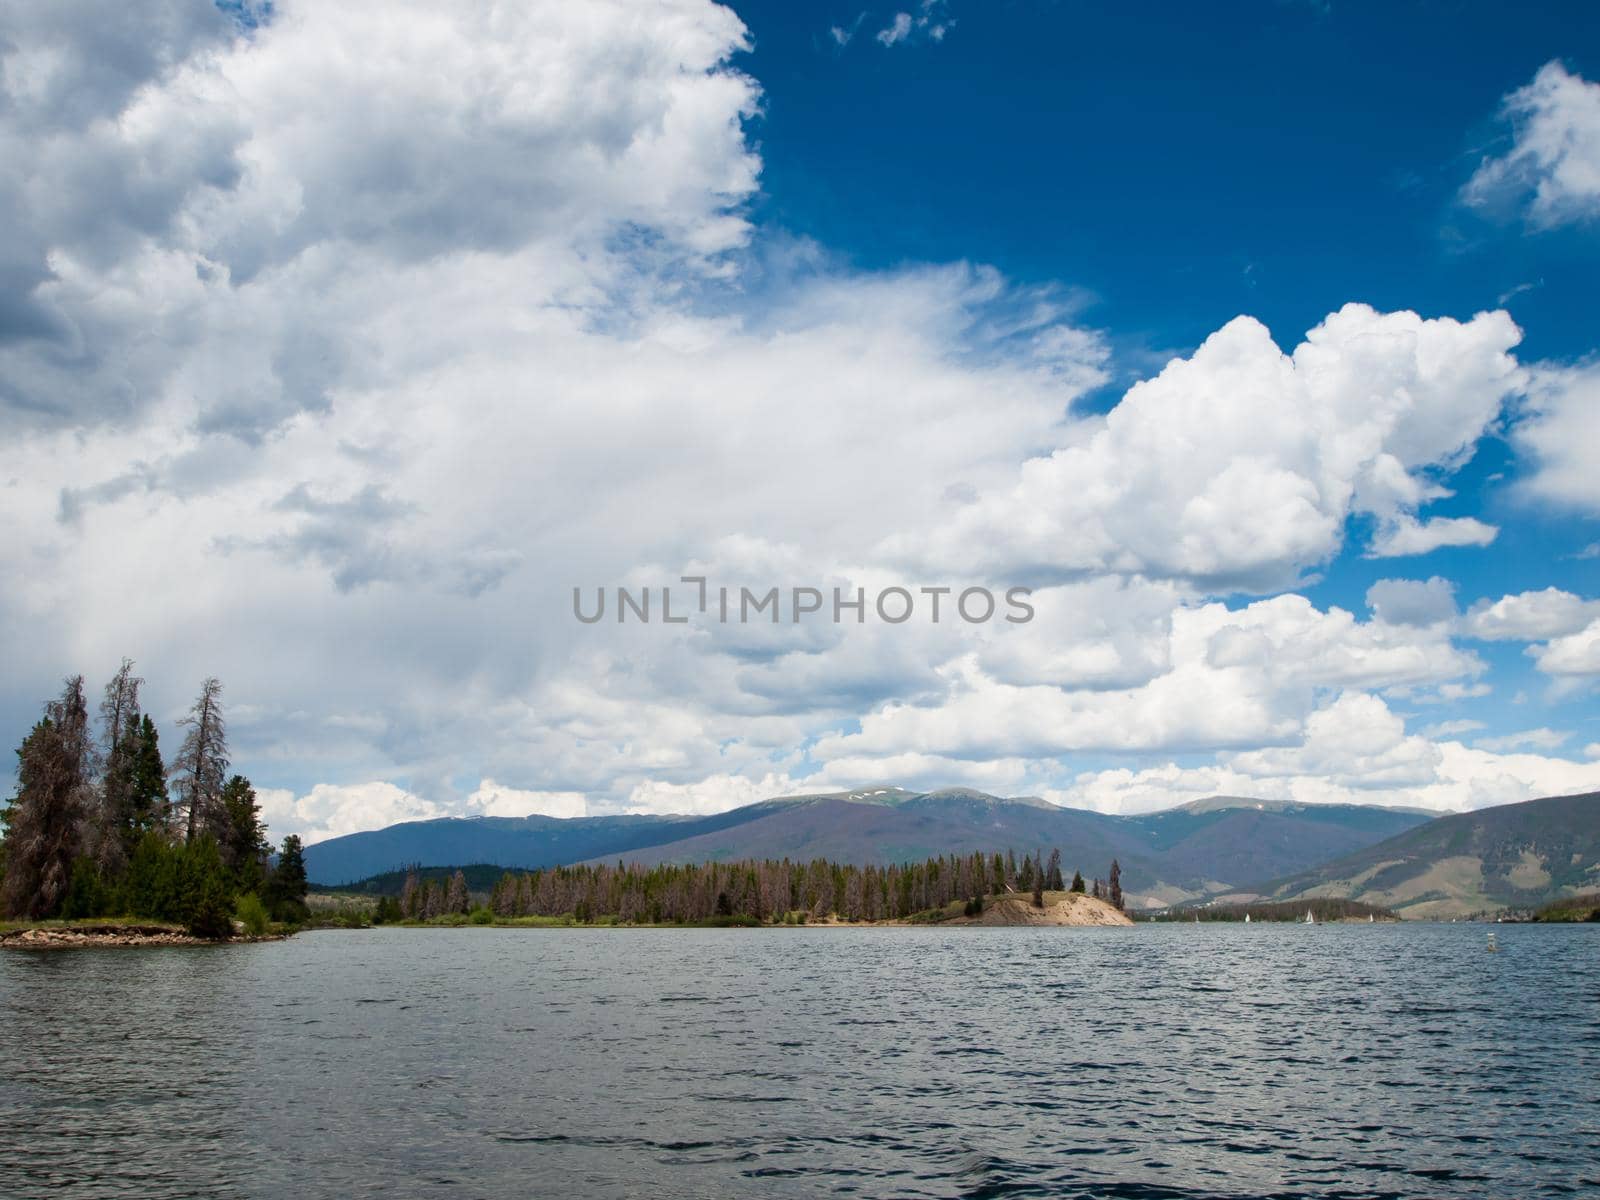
0, 923, 286, 949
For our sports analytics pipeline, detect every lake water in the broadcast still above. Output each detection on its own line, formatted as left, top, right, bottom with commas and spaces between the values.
1, 924, 1596, 1199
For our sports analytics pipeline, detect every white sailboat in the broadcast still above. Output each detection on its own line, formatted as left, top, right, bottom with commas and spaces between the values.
1304, 908, 1315, 925
1244, 913, 1251, 924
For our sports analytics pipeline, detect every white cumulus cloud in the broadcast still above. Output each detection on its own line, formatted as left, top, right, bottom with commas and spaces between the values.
904, 306, 1522, 589
1464, 61, 1600, 229
1464, 588, 1600, 641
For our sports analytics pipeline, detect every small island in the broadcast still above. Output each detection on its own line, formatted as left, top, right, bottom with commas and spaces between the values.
2, 668, 308, 945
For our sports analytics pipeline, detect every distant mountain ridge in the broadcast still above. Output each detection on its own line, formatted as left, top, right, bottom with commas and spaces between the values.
1261, 790, 1600, 918
303, 786, 1433, 908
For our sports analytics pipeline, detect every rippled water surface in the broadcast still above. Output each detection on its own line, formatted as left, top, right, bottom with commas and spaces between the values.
2, 924, 1597, 1198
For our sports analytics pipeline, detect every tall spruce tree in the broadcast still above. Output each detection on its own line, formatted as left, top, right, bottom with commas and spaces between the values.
1108, 859, 1123, 911
3, 678, 97, 918
218, 775, 269, 891
126, 715, 169, 845
172, 678, 228, 844
1046, 848, 1064, 891
266, 834, 309, 922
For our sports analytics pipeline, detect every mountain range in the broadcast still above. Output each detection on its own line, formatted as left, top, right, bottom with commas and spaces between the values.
304, 786, 1442, 909
1258, 790, 1600, 918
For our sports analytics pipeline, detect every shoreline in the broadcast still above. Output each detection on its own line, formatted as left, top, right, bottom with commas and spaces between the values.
0, 922, 288, 950
311, 890, 1136, 931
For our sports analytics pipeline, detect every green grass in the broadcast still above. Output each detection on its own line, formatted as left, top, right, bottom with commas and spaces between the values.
903, 901, 965, 924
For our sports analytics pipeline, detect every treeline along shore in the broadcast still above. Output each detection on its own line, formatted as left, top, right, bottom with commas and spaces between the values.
331, 850, 1133, 927
1, 665, 307, 943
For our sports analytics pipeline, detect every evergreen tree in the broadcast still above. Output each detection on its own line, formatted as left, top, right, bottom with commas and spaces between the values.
1092, 877, 1103, 900
1031, 869, 1044, 908
218, 775, 269, 891
1108, 859, 1123, 911
266, 834, 309, 923
174, 836, 235, 938
126, 715, 169, 843
171, 677, 228, 844
125, 830, 180, 919
1070, 869, 1085, 894
62, 856, 111, 918
373, 895, 403, 924
3, 678, 96, 918
1046, 848, 1064, 891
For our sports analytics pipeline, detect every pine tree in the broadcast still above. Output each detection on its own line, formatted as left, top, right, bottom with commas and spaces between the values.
126, 715, 169, 842
266, 834, 309, 922
1070, 869, 1085, 894
125, 830, 180, 919
172, 678, 228, 844
1108, 859, 1123, 911
3, 678, 96, 918
1046, 848, 1064, 891
373, 895, 402, 924
218, 775, 269, 891
175, 836, 235, 938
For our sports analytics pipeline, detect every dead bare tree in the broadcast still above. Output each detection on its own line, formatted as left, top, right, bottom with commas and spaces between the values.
3, 677, 97, 918
91, 658, 144, 874
171, 677, 229, 844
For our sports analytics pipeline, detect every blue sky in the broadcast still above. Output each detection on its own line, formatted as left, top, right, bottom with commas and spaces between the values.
0, 1, 1597, 840
742, 2, 1597, 360
730, 0, 1599, 753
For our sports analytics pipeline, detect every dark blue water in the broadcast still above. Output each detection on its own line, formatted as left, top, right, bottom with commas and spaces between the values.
1, 924, 1596, 1198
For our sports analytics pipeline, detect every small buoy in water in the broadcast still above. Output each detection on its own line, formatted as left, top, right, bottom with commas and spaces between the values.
1487, 931, 1499, 953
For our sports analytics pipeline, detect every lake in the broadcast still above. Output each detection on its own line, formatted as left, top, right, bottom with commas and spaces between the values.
1, 924, 1596, 1198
